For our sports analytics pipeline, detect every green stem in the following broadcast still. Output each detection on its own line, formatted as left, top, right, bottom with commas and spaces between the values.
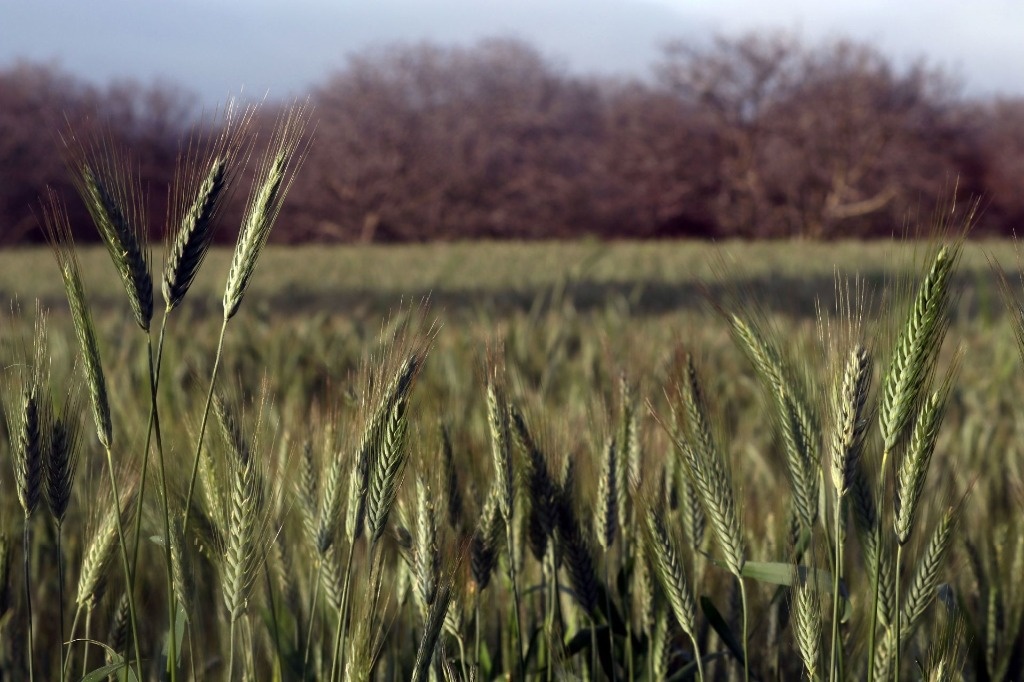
330, 539, 359, 681
303, 558, 324, 676
505, 526, 526, 682
263, 555, 283, 682
57, 525, 66, 682
24, 519, 34, 682
181, 317, 229, 539
147, 318, 179, 682
64, 606, 81, 680
894, 543, 903, 681
829, 497, 843, 681
739, 577, 750, 682
227, 617, 237, 682
689, 632, 706, 682
104, 446, 144, 680
867, 448, 890, 682
81, 608, 92, 680
475, 591, 482, 676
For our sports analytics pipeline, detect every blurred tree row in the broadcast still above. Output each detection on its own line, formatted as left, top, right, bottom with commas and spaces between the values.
2, 33, 1022, 244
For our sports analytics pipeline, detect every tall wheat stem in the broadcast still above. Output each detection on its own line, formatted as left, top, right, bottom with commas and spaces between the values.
505, 526, 527, 682
102, 446, 143, 679
130, 315, 178, 682
56, 527, 66, 682
151, 328, 179, 682
330, 538, 359, 681
23, 522, 34, 682
181, 317, 229, 538
739, 578, 750, 682
866, 455, 888, 682
829, 498, 844, 681
302, 559, 324, 676
894, 543, 904, 680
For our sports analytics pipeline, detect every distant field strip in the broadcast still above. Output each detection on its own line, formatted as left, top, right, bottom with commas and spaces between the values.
2, 240, 1019, 318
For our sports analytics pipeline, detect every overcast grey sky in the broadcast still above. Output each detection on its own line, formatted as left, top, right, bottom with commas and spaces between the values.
2, 0, 1022, 106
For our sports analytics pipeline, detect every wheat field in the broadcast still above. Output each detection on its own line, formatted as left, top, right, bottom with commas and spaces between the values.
1, 109, 1022, 682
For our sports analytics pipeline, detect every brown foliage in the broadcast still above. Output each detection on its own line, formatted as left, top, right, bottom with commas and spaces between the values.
1, 34, 1023, 243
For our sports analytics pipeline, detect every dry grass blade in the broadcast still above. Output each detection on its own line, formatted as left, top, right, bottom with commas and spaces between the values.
40, 190, 113, 449
62, 128, 152, 331
223, 101, 313, 320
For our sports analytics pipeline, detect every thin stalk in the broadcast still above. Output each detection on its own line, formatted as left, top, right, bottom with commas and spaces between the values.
544, 549, 555, 682
688, 632, 706, 682
475, 591, 482, 676
24, 520, 34, 682
330, 538, 359, 681
65, 606, 82, 680
894, 543, 903, 681
227, 617, 238, 681
302, 558, 324, 675
603, 558, 615, 678
739, 578, 750, 682
263, 556, 283, 682
505, 527, 527, 682
181, 317, 229, 538
128, 327, 156, 573
81, 608, 93, 680
104, 446, 143, 680
144, 318, 179, 682
57, 525, 67, 682
866, 451, 889, 682
829, 498, 843, 681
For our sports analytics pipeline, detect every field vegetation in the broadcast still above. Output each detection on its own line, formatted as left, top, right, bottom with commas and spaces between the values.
2, 110, 1024, 682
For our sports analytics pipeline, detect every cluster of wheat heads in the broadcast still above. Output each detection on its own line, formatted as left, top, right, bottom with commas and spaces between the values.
0, 109, 1000, 682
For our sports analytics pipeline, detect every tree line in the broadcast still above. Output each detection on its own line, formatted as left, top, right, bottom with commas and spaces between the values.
2, 33, 1022, 244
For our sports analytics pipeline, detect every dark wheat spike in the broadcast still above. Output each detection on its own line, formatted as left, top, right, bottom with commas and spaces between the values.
510, 406, 556, 562
163, 155, 227, 311
45, 390, 83, 525
440, 423, 463, 530
595, 436, 618, 550
62, 129, 153, 331
470, 488, 503, 591
164, 102, 256, 311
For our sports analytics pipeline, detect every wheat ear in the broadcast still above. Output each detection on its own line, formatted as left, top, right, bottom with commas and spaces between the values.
223, 101, 312, 320
164, 102, 255, 311
879, 244, 960, 453
62, 130, 153, 331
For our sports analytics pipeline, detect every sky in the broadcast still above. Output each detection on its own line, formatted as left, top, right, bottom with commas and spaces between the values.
2, 0, 1022, 106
